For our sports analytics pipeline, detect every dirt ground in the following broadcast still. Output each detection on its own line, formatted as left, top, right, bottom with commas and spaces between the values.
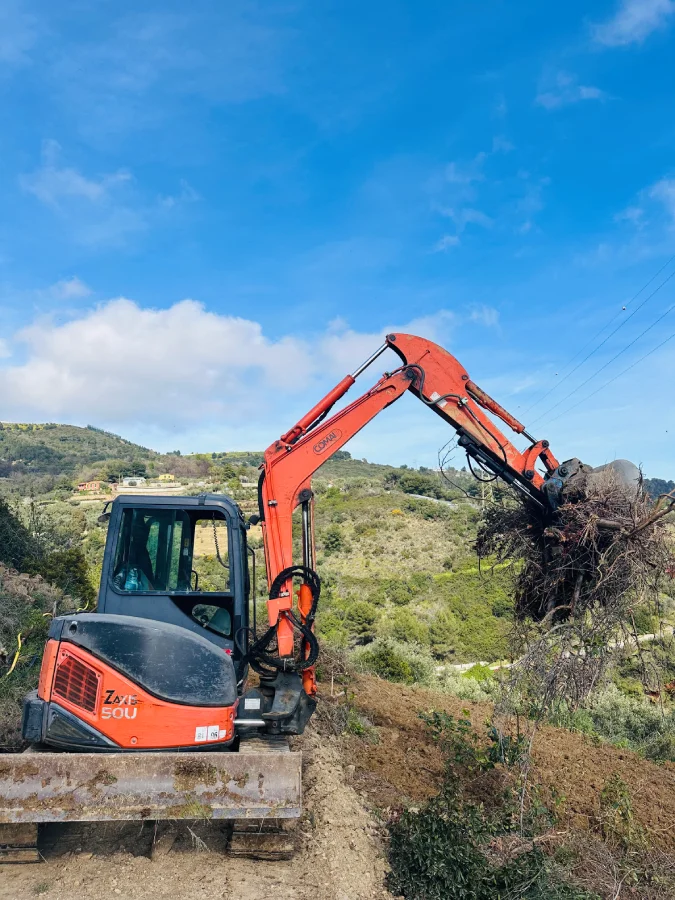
0, 730, 392, 900
346, 675, 675, 852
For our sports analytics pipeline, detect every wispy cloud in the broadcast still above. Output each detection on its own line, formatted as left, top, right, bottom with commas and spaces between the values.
445, 153, 487, 186
492, 135, 514, 153
20, 140, 131, 207
614, 205, 645, 226
0, 0, 39, 68
593, 0, 675, 47
612, 177, 675, 234
650, 178, 675, 222
535, 72, 608, 110
441, 207, 494, 232
470, 305, 500, 328
514, 175, 550, 234
19, 141, 194, 248
433, 234, 461, 252
51, 276, 92, 300
47, 5, 294, 141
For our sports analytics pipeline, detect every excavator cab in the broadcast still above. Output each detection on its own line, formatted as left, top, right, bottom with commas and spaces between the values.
99, 494, 247, 672
19, 494, 258, 754
19, 492, 313, 762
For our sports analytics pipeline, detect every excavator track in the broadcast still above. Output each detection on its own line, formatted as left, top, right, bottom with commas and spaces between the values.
228, 733, 297, 860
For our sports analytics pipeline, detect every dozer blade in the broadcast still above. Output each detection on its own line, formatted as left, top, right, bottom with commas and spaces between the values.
0, 750, 302, 824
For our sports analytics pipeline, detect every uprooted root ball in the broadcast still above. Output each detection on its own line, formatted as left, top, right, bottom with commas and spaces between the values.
476, 469, 673, 625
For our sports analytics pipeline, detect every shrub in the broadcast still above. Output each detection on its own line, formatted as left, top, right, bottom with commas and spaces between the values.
439, 673, 496, 702
387, 712, 598, 900
352, 638, 435, 685
380, 608, 430, 645
322, 525, 346, 554
0, 567, 76, 749
429, 609, 460, 657
342, 600, 379, 642
550, 685, 675, 762
463, 663, 495, 683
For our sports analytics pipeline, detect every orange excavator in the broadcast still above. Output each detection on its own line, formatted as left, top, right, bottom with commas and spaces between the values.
0, 333, 626, 860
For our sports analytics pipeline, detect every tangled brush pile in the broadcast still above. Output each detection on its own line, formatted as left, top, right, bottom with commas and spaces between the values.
477, 468, 673, 624
477, 468, 675, 710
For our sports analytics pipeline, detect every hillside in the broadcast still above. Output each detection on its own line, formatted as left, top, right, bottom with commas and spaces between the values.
0, 423, 154, 479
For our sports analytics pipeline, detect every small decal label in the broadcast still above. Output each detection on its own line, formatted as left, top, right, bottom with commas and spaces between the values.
244, 698, 261, 710
313, 429, 342, 455
195, 726, 208, 742
219, 729, 227, 739
207, 725, 220, 741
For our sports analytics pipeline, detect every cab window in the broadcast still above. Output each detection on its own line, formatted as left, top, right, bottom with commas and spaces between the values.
112, 507, 230, 593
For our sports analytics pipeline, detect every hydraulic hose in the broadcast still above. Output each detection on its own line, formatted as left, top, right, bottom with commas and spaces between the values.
245, 565, 321, 677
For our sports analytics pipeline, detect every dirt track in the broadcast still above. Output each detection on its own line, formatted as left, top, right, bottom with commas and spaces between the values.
0, 731, 392, 900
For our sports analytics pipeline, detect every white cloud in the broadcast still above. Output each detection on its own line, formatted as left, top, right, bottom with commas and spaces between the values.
441, 206, 494, 232
0, 338, 11, 359
19, 142, 191, 248
0, 299, 457, 430
650, 178, 675, 221
51, 277, 92, 300
433, 235, 460, 252
0, 299, 308, 425
535, 72, 608, 110
594, 0, 675, 46
470, 305, 500, 328
614, 205, 645, 226
0, 0, 38, 67
20, 140, 131, 207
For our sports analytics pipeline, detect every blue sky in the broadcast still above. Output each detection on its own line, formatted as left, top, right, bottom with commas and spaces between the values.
1, 0, 675, 476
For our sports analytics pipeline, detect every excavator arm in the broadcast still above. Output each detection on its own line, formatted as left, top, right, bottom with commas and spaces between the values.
254, 333, 562, 702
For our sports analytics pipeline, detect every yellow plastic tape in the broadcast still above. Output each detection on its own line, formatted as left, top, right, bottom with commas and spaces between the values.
3, 632, 23, 679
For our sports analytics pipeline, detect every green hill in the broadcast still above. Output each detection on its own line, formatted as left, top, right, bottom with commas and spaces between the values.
0, 423, 154, 478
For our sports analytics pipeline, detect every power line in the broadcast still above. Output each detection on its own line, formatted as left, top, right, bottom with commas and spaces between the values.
529, 268, 675, 428
521, 253, 675, 417
541, 326, 675, 427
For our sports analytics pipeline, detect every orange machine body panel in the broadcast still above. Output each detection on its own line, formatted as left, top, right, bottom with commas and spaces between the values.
38, 639, 237, 750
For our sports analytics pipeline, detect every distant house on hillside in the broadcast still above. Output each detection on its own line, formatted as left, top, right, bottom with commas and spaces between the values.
158, 473, 176, 482
77, 480, 105, 493
122, 476, 146, 486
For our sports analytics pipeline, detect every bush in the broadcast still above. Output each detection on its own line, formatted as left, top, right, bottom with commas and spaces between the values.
322, 524, 346, 554
550, 685, 675, 762
380, 608, 430, 645
439, 673, 496, 702
0, 566, 76, 749
387, 712, 598, 900
463, 663, 495, 683
352, 638, 435, 685
429, 609, 461, 657
342, 600, 379, 642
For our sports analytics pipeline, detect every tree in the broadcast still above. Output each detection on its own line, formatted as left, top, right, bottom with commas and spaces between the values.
0, 499, 33, 569
323, 525, 346, 554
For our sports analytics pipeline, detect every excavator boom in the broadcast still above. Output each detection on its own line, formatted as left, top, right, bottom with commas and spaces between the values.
257, 332, 563, 695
